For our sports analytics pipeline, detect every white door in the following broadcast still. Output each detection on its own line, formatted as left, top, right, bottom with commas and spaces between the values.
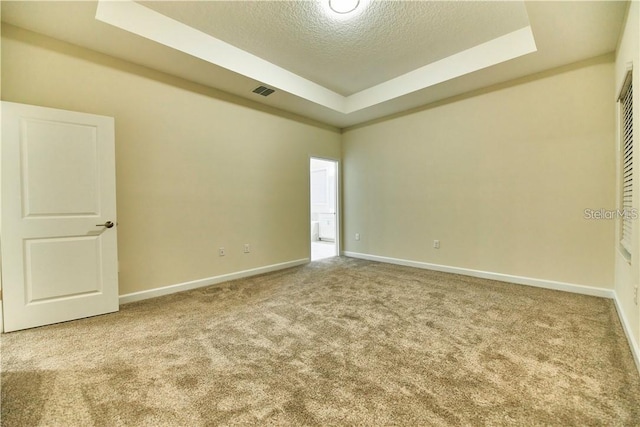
1, 102, 119, 332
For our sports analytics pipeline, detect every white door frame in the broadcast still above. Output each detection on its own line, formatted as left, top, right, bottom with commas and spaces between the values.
309, 156, 340, 259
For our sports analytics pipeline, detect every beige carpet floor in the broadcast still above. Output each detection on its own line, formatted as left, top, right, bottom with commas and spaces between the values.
1, 257, 639, 426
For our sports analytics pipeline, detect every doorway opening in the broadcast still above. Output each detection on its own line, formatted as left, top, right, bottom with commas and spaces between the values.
310, 158, 338, 261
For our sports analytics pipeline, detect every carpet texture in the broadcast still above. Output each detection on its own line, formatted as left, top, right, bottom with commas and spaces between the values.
1, 257, 639, 426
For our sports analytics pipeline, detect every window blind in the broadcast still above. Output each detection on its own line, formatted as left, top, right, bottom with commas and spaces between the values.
620, 71, 633, 255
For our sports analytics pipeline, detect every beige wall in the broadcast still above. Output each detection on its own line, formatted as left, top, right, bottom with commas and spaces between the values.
614, 1, 640, 348
342, 57, 616, 288
1, 25, 341, 295
0, 22, 621, 297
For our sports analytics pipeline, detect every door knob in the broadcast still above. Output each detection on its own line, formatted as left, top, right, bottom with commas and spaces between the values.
96, 221, 115, 228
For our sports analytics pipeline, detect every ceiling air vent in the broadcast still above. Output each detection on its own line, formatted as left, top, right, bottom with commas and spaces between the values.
252, 86, 275, 97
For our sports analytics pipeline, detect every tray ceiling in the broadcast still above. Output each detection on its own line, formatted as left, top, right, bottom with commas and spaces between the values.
0, 1, 629, 128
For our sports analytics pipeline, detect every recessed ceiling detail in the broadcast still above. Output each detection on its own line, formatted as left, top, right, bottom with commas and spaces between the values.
2, 1, 627, 128
139, 0, 532, 96
95, 0, 536, 115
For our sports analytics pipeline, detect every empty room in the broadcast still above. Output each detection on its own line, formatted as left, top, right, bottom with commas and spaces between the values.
1, 0, 639, 425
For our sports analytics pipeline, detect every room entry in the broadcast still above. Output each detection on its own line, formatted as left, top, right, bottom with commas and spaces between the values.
310, 158, 338, 261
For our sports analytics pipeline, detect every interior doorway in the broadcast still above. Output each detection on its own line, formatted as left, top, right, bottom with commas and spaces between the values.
310, 158, 338, 261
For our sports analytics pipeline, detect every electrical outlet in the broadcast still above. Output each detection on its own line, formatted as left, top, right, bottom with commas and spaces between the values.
433, 240, 440, 249
635, 286, 638, 306
219, 247, 225, 257
355, 233, 360, 241
244, 244, 250, 253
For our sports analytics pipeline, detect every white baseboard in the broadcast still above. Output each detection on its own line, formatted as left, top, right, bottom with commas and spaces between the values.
613, 293, 640, 374
119, 258, 309, 304
342, 251, 614, 299
342, 251, 640, 375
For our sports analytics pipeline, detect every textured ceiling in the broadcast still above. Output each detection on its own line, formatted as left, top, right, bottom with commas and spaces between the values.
94, 0, 535, 114
143, 1, 530, 95
0, 1, 629, 128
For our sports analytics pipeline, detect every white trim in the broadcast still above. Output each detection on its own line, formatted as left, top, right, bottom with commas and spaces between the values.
342, 251, 614, 298
342, 251, 640, 375
95, 0, 536, 115
309, 156, 341, 260
616, 62, 634, 101
613, 292, 640, 374
119, 258, 309, 304
95, 0, 344, 112
345, 26, 537, 113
